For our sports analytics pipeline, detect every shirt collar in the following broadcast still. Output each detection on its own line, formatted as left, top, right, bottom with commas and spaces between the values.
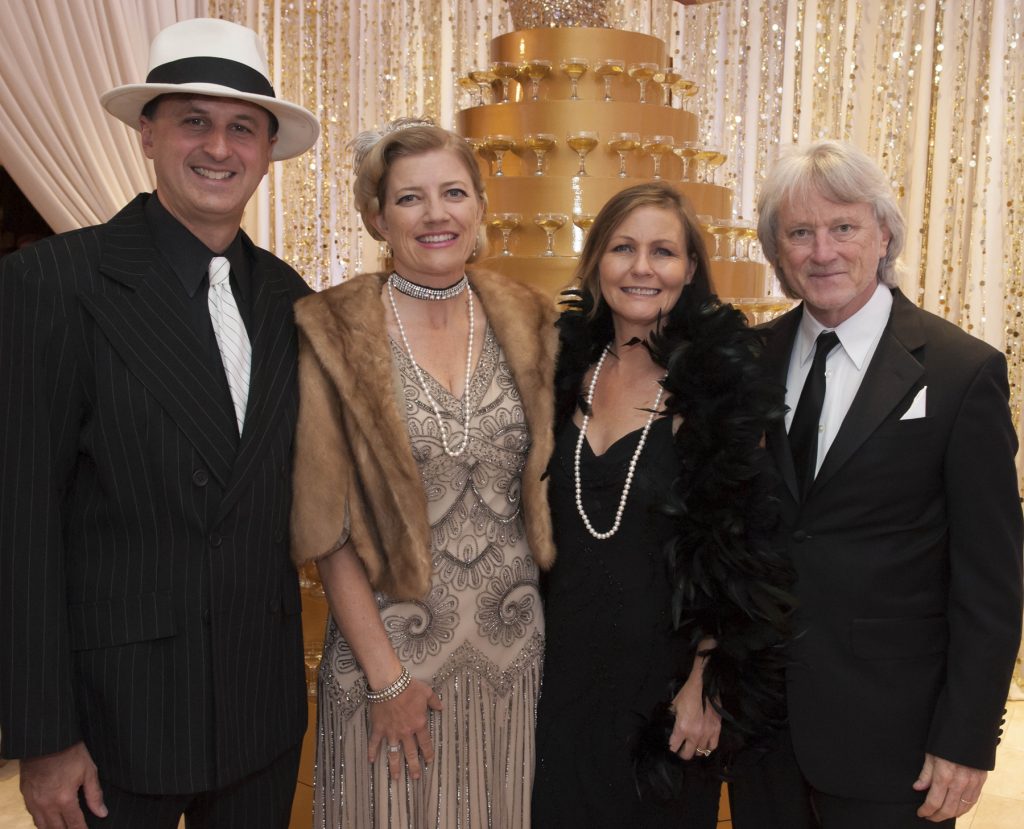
144, 192, 252, 301
795, 283, 893, 370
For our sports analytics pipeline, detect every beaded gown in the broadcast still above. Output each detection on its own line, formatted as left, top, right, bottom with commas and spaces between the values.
532, 417, 720, 829
314, 325, 544, 829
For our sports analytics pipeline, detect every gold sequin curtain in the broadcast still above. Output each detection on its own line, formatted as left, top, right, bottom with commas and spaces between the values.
204, 0, 1024, 423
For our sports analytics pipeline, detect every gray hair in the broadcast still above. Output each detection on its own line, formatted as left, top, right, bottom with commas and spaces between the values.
756, 140, 905, 295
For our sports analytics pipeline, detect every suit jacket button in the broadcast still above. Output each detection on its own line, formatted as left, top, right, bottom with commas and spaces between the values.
792, 529, 809, 542
268, 598, 280, 614
208, 532, 222, 548
192, 469, 209, 487
202, 609, 211, 626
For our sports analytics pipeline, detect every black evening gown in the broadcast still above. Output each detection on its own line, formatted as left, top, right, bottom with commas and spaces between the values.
532, 417, 721, 829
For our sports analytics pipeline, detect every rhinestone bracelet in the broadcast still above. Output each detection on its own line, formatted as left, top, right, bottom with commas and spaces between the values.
365, 666, 412, 703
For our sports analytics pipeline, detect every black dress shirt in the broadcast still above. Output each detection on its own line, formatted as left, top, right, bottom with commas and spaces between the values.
144, 192, 255, 351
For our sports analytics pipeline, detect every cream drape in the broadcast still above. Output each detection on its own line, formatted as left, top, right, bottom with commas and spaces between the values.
0, 0, 199, 232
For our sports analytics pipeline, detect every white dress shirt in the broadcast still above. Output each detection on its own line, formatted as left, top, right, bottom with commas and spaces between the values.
785, 283, 893, 477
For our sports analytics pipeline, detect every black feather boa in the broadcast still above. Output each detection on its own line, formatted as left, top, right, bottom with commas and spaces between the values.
554, 287, 795, 800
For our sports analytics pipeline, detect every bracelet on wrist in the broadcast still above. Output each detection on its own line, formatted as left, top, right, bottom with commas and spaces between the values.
366, 665, 412, 703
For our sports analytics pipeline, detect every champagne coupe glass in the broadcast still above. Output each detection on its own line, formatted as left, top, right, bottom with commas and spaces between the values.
745, 225, 763, 262
524, 133, 556, 176
628, 62, 658, 104
595, 59, 625, 102
561, 57, 589, 101
673, 141, 700, 181
468, 67, 498, 104
572, 212, 596, 244
457, 75, 482, 107
534, 212, 568, 257
694, 147, 718, 183
567, 130, 599, 176
706, 218, 734, 260
519, 59, 552, 101
488, 213, 522, 256
641, 134, 675, 180
491, 61, 519, 103
734, 221, 758, 261
655, 67, 681, 107
706, 150, 728, 184
608, 131, 640, 178
465, 136, 491, 175
673, 77, 699, 111
484, 134, 515, 176
726, 221, 744, 262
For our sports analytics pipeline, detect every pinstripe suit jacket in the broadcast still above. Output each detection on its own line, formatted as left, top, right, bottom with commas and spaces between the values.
0, 194, 310, 794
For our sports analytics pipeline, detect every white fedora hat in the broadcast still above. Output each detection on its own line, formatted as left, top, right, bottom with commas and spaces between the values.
101, 18, 319, 161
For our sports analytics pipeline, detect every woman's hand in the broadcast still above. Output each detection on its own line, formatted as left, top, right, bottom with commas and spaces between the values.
668, 674, 721, 760
367, 678, 444, 780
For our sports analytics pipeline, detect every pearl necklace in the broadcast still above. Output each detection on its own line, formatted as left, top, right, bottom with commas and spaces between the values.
574, 344, 666, 540
389, 271, 468, 301
387, 274, 474, 458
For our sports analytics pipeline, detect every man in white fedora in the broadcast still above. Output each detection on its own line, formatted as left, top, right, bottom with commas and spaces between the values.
0, 18, 319, 828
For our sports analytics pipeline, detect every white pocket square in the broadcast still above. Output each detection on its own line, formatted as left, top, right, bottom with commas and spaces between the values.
900, 386, 927, 420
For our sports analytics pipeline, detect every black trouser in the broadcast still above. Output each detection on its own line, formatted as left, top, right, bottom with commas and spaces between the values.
727, 729, 817, 829
83, 743, 301, 829
810, 789, 955, 829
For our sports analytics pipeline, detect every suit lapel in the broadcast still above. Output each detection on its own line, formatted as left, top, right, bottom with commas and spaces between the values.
762, 305, 803, 501
811, 290, 925, 494
79, 198, 238, 487
217, 255, 298, 520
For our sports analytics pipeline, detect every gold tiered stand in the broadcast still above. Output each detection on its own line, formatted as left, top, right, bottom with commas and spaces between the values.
455, 26, 769, 308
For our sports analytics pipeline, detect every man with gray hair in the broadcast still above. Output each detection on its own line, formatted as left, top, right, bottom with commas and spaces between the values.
756, 140, 1022, 827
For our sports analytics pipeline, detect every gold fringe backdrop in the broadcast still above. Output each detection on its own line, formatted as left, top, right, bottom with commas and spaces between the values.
204, 0, 1024, 440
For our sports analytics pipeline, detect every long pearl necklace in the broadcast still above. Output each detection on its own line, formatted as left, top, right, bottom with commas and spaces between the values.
387, 274, 474, 458
574, 343, 666, 540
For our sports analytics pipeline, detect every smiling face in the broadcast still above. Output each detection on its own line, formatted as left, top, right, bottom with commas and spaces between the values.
774, 189, 891, 328
140, 94, 275, 252
370, 148, 484, 285
598, 205, 695, 341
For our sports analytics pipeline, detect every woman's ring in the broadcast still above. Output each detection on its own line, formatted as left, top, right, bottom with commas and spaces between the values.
387, 744, 401, 753
695, 747, 712, 757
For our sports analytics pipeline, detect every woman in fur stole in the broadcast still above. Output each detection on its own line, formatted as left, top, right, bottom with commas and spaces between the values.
531, 182, 797, 828
290, 119, 557, 828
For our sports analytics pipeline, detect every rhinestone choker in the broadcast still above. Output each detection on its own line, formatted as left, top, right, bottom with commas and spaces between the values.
389, 271, 468, 301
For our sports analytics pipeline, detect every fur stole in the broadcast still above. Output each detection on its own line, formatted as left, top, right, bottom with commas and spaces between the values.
291, 269, 557, 599
554, 289, 795, 797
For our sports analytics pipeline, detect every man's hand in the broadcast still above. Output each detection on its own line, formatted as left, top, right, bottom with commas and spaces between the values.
913, 752, 986, 822
20, 742, 107, 829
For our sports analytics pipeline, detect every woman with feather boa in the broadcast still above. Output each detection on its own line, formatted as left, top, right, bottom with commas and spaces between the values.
531, 182, 806, 828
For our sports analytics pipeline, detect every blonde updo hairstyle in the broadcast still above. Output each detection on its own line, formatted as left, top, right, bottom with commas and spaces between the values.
351, 117, 487, 259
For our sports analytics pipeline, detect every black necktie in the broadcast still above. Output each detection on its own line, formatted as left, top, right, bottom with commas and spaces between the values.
789, 331, 839, 499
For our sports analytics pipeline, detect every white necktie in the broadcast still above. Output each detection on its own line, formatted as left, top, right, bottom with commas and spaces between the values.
207, 256, 251, 434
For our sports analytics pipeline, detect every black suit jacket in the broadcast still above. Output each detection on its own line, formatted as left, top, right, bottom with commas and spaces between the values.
0, 194, 310, 794
763, 289, 1023, 801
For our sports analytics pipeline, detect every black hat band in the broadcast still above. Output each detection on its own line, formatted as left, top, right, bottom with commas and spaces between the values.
146, 56, 276, 98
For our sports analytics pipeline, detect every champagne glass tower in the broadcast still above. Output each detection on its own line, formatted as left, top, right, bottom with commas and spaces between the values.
455, 0, 771, 311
